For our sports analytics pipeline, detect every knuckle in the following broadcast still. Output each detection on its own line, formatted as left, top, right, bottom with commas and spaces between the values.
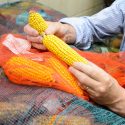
78, 76, 86, 83
94, 93, 101, 98
24, 26, 26, 32
31, 30, 35, 35
24, 25, 29, 33
91, 70, 96, 76
97, 86, 106, 94
94, 85, 107, 98
104, 77, 111, 83
112, 78, 118, 84
26, 35, 30, 40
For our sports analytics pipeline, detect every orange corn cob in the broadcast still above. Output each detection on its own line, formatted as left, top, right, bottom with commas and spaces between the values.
3, 56, 55, 85
3, 56, 88, 99
47, 57, 84, 96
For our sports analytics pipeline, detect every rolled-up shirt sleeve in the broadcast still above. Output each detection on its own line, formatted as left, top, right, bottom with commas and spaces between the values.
60, 0, 124, 50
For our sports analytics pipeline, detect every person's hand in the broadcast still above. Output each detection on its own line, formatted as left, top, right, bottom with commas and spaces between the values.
69, 61, 125, 116
24, 21, 76, 50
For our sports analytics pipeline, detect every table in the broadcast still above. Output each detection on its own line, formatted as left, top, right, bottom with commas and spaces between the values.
0, 1, 66, 35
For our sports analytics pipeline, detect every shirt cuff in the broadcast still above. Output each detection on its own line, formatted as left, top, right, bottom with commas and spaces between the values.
59, 17, 92, 50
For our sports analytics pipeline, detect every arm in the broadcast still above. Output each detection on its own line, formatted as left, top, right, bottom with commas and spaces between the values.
60, 0, 125, 50
24, 0, 125, 50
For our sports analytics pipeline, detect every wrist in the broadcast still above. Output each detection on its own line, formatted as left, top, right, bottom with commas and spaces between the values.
60, 23, 76, 44
107, 87, 125, 117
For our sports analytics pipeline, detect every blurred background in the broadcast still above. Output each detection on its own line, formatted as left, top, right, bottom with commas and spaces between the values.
1, 0, 120, 53
0, 0, 115, 16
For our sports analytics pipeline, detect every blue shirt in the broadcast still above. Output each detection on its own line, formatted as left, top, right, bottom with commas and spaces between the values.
60, 0, 125, 51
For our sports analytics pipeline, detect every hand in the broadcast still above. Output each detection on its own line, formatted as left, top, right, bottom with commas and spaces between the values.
69, 61, 125, 116
24, 21, 76, 50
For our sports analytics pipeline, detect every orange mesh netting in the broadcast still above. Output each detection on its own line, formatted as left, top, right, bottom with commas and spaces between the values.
0, 34, 88, 100
0, 34, 125, 101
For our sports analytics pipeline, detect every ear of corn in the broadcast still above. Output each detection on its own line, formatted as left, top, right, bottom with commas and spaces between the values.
3, 56, 88, 99
28, 12, 88, 65
28, 11, 48, 35
3, 56, 55, 85
43, 35, 88, 65
47, 57, 83, 96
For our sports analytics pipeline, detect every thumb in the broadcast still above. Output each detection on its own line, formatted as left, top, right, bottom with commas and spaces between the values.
45, 25, 57, 35
45, 21, 61, 35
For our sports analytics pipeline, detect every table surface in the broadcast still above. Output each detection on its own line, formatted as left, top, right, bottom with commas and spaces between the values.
0, 1, 66, 35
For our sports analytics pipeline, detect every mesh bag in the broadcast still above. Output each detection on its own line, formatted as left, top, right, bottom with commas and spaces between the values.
0, 34, 89, 100
0, 34, 125, 125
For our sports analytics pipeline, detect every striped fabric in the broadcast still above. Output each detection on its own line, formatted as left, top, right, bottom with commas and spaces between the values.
60, 0, 125, 51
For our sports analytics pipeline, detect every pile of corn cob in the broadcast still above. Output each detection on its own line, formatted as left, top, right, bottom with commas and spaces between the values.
28, 12, 88, 65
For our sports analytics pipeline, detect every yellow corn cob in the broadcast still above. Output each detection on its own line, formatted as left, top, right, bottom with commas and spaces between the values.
28, 12, 88, 65
28, 11, 48, 35
4, 56, 55, 84
43, 35, 88, 65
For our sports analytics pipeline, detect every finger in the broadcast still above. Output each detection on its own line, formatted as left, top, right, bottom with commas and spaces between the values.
73, 62, 110, 83
24, 24, 39, 36
45, 26, 56, 35
69, 66, 99, 90
27, 35, 42, 43
31, 43, 46, 50
85, 87, 96, 96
